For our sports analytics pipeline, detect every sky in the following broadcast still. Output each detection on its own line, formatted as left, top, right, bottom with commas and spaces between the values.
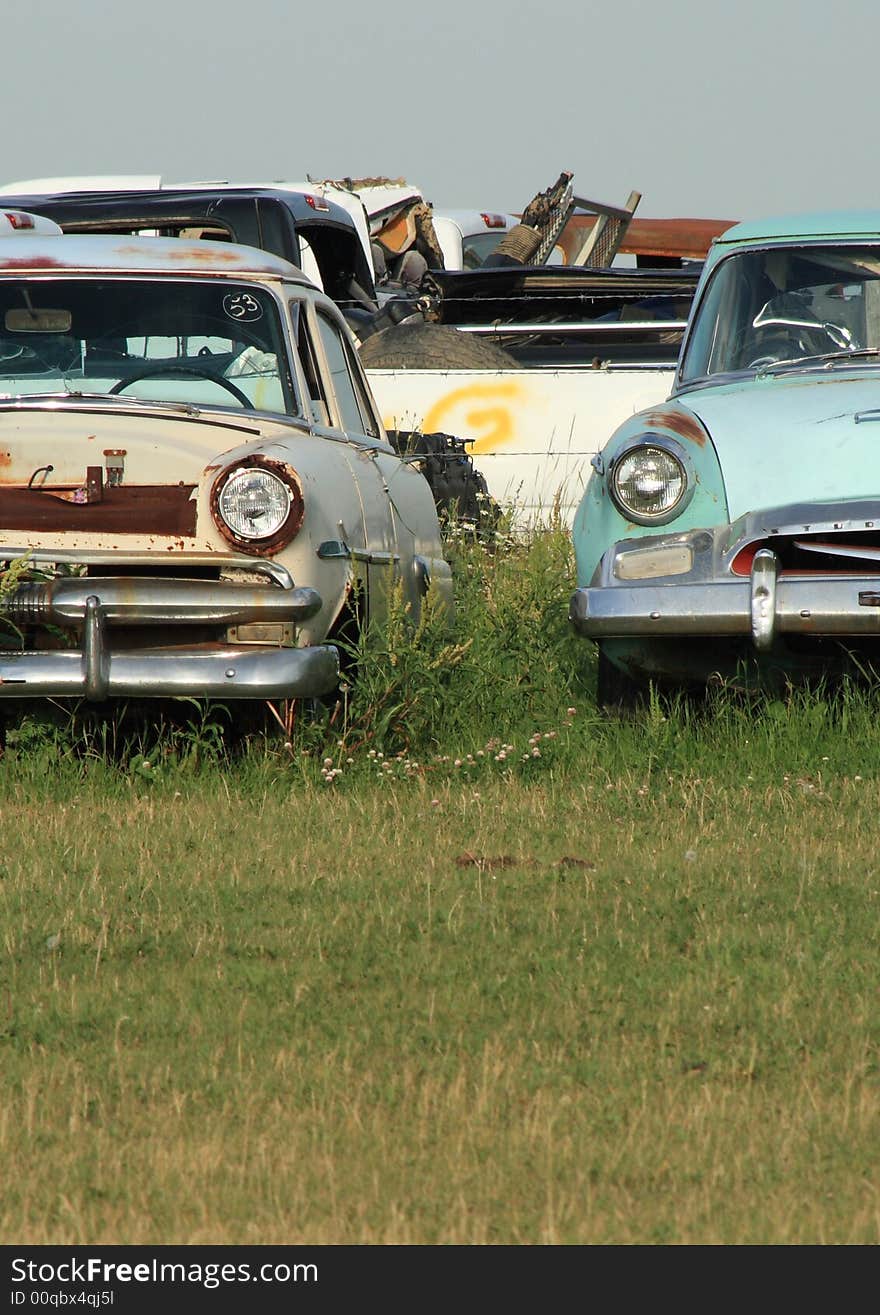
3, 0, 879, 225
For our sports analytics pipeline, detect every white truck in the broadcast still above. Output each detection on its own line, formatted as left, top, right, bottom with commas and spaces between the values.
360, 258, 700, 527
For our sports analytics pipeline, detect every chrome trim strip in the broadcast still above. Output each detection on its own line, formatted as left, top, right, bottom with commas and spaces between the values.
0, 549, 295, 589
792, 540, 880, 563
460, 321, 688, 337
4, 577, 321, 627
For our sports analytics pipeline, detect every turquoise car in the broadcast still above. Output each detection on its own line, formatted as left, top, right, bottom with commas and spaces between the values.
570, 212, 880, 704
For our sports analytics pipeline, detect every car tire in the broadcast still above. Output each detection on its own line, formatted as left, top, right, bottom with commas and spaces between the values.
596, 646, 646, 713
358, 321, 521, 371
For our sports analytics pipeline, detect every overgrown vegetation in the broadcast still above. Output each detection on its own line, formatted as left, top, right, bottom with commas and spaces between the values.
0, 516, 590, 773
0, 552, 32, 649
1, 525, 878, 1244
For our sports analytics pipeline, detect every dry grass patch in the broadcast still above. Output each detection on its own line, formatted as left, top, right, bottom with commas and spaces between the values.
1, 768, 877, 1244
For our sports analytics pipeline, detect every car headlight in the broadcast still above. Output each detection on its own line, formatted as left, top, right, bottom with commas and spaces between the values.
609, 440, 691, 525
211, 457, 304, 553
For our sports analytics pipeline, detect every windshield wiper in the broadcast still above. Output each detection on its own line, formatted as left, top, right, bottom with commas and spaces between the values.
757, 348, 880, 378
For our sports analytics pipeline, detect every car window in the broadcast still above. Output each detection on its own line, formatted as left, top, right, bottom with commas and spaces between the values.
461, 231, 509, 269
290, 299, 329, 426
681, 244, 880, 380
315, 310, 378, 436
0, 277, 297, 415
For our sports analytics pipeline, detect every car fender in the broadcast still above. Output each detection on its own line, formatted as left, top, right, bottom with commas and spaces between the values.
573, 400, 729, 587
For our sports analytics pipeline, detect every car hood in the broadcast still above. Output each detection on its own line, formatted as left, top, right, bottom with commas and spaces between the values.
677, 372, 880, 522
0, 400, 315, 553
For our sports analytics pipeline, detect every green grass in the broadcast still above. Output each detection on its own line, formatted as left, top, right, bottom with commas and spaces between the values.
0, 526, 878, 1244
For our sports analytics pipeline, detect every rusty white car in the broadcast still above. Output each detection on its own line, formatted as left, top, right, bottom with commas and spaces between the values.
0, 226, 452, 708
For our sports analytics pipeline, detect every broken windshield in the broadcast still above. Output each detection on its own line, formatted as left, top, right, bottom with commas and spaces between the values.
0, 277, 297, 415
679, 243, 880, 382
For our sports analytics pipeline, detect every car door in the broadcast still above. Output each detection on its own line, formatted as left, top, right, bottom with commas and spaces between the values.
296, 297, 414, 620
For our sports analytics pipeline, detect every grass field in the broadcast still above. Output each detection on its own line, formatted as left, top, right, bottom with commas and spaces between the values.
1, 526, 878, 1244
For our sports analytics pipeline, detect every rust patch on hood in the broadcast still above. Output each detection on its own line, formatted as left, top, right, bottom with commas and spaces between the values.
640, 406, 708, 447
0, 483, 197, 535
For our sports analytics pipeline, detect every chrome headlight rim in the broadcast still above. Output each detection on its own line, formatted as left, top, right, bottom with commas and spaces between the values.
608, 435, 694, 527
210, 456, 305, 555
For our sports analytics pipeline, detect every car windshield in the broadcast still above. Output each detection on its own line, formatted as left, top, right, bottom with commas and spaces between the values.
679, 243, 880, 382
0, 277, 296, 415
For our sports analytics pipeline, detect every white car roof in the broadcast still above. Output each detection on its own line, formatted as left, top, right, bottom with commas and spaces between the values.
0, 232, 310, 281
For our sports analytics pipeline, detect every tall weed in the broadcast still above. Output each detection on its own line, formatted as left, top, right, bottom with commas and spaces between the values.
332, 519, 592, 755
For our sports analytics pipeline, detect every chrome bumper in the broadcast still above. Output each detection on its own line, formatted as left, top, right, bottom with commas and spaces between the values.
570, 548, 880, 650
0, 576, 339, 700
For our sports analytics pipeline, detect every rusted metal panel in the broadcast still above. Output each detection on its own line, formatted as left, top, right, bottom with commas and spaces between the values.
556, 216, 735, 265
0, 484, 197, 534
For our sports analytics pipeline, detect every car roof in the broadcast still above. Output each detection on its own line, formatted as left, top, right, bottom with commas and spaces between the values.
0, 176, 369, 240
717, 211, 880, 245
0, 232, 313, 281
0, 210, 64, 237
0, 184, 360, 231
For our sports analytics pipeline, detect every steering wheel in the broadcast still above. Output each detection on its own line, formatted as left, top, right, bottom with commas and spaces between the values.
746, 330, 815, 370
747, 353, 787, 369
108, 364, 251, 407
746, 321, 858, 370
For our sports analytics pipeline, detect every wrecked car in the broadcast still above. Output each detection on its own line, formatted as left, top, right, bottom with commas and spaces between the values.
0, 179, 493, 529
569, 211, 880, 704
0, 230, 452, 710
0, 179, 381, 320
